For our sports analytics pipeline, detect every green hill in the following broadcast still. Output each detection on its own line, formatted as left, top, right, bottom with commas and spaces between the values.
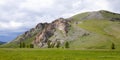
1, 10, 120, 49
70, 10, 120, 49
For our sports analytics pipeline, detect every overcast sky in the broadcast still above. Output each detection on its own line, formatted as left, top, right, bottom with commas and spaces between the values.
0, 0, 120, 42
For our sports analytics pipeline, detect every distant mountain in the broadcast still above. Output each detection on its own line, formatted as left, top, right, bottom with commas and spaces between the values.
0, 41, 6, 45
1, 10, 120, 49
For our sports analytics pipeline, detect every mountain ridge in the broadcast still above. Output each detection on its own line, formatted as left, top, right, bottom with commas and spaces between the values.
0, 41, 6, 45
1, 10, 120, 49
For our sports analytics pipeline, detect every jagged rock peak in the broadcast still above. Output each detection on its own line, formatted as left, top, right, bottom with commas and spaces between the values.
33, 18, 70, 47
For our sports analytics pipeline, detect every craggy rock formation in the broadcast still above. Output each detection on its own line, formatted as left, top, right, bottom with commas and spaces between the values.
10, 23, 46, 45
33, 18, 70, 47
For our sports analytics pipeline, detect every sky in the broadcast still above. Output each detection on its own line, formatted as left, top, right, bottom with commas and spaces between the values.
0, 0, 120, 42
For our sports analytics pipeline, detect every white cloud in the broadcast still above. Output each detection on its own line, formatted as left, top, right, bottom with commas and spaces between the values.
72, 0, 110, 12
0, 0, 119, 32
0, 21, 23, 30
0, 0, 6, 5
0, 11, 26, 21
19, 0, 55, 12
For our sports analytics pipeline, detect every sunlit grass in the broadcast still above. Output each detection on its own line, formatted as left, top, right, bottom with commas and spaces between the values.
0, 48, 120, 60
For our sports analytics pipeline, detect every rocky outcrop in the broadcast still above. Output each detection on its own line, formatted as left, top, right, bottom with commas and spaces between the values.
33, 18, 70, 47
12, 23, 46, 44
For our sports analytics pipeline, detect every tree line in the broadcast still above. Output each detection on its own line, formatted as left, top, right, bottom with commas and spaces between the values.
19, 42, 34, 48
19, 41, 69, 48
19, 41, 115, 50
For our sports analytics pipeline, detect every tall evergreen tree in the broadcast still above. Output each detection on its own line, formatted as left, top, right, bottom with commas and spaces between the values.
47, 40, 51, 48
65, 41, 69, 48
22, 42, 25, 48
20, 42, 22, 48
111, 43, 115, 49
30, 44, 34, 48
56, 41, 60, 48
51, 43, 55, 48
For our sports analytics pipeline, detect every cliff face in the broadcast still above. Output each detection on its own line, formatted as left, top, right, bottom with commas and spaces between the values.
13, 23, 45, 43
33, 18, 70, 47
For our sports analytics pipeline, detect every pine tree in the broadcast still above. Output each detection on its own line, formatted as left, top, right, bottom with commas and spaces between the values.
22, 42, 25, 48
65, 41, 69, 48
111, 43, 115, 49
51, 43, 55, 48
26, 44, 30, 48
47, 40, 51, 48
30, 44, 34, 48
56, 41, 60, 48
20, 42, 22, 48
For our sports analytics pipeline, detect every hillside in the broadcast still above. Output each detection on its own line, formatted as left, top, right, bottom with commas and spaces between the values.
1, 10, 120, 49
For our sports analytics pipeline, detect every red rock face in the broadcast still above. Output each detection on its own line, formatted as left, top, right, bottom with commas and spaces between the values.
33, 18, 70, 47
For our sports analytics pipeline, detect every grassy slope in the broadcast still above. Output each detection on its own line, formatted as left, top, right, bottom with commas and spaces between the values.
0, 35, 36, 48
72, 20, 120, 49
70, 11, 120, 49
100, 10, 120, 18
0, 48, 120, 60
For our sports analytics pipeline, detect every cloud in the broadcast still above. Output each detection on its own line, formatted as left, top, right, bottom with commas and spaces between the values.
0, 21, 22, 30
0, 0, 6, 5
107, 0, 120, 13
0, 0, 120, 42
19, 0, 55, 12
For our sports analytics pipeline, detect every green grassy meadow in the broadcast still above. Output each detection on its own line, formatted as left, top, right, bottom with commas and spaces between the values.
0, 48, 120, 60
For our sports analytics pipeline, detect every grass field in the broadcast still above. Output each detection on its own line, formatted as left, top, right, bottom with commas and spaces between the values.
0, 48, 120, 60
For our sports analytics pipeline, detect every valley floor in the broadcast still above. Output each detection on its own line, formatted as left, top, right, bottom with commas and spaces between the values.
0, 48, 120, 60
